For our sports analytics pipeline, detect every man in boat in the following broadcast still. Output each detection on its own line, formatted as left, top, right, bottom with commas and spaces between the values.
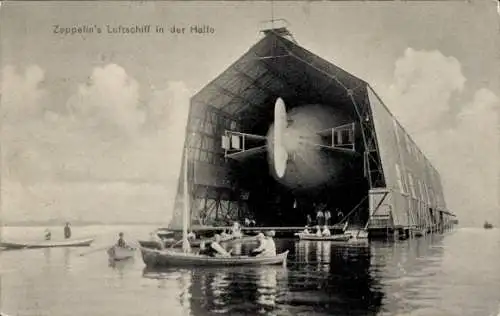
250, 233, 265, 256
44, 229, 51, 241
220, 230, 229, 240
251, 231, 276, 257
336, 208, 344, 223
116, 232, 126, 248
187, 230, 196, 241
322, 225, 331, 236
64, 222, 71, 239
315, 226, 322, 237
230, 222, 242, 238
198, 234, 231, 257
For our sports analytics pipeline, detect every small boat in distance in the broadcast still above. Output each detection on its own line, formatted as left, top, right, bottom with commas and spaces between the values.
296, 233, 351, 242
295, 224, 369, 243
138, 229, 176, 249
0, 237, 94, 250
107, 245, 136, 261
484, 221, 494, 229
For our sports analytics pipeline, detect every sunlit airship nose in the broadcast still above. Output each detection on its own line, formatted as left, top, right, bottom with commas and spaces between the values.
273, 97, 288, 178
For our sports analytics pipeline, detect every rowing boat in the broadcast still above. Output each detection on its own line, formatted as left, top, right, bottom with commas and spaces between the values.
0, 238, 94, 249
138, 238, 176, 249
296, 233, 352, 241
140, 247, 288, 267
107, 245, 136, 261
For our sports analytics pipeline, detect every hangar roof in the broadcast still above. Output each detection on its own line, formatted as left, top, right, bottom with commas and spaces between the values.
191, 29, 369, 123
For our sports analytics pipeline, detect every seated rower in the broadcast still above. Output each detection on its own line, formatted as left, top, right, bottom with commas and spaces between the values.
263, 230, 277, 256
250, 233, 265, 256
231, 222, 242, 238
199, 234, 231, 257
187, 230, 196, 241
251, 231, 276, 257
116, 232, 127, 248
322, 225, 331, 236
302, 227, 310, 234
315, 226, 322, 237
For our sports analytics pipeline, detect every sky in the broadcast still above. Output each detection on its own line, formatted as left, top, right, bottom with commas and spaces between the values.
0, 1, 498, 226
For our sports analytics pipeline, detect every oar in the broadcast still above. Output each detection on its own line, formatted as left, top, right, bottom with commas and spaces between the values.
79, 245, 109, 257
170, 239, 182, 249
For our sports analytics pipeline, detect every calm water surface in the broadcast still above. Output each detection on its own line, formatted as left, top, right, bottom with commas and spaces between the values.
1, 226, 499, 316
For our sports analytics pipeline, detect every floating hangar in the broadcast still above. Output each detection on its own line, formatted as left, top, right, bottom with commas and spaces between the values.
169, 27, 455, 236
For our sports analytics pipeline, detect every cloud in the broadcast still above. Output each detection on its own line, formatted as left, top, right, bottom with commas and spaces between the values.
382, 48, 499, 226
384, 48, 466, 134
0, 65, 47, 123
1, 63, 193, 222
66, 63, 145, 135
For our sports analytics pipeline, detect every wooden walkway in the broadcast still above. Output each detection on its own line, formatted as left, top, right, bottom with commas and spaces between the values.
173, 224, 346, 232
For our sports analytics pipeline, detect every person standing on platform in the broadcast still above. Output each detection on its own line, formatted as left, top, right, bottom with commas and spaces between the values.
64, 222, 71, 239
336, 208, 344, 223
316, 209, 324, 226
306, 214, 312, 227
324, 210, 331, 226
44, 228, 51, 241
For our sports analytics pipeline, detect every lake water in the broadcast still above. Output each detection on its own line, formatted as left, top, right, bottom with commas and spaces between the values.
0, 226, 499, 316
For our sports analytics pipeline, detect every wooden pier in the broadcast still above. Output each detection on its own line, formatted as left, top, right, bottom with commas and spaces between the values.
168, 224, 347, 237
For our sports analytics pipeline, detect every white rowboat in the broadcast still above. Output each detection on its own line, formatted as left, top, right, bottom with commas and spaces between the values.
107, 245, 136, 261
0, 238, 94, 249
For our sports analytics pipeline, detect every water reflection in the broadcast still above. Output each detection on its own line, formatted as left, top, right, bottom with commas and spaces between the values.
178, 269, 192, 315
43, 248, 51, 264
288, 239, 382, 315
370, 235, 447, 315
3, 228, 497, 316
63, 248, 70, 269
142, 239, 381, 315
108, 258, 134, 279
143, 265, 288, 315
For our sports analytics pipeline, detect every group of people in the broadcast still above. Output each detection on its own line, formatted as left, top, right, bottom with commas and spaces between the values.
300, 206, 346, 237
302, 225, 331, 236
305, 207, 345, 227
199, 230, 276, 258
149, 221, 244, 251
142, 220, 277, 258
44, 222, 72, 241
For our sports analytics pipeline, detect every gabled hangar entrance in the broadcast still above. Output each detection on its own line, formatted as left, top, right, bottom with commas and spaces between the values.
169, 27, 452, 235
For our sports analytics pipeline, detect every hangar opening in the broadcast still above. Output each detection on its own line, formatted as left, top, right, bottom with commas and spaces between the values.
169, 26, 452, 235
